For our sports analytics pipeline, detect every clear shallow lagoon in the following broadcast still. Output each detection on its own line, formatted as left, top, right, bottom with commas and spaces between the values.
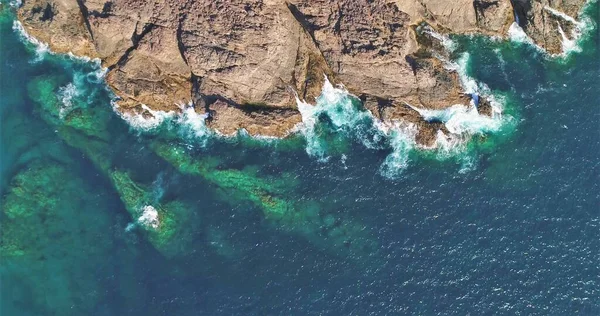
1, 3, 598, 315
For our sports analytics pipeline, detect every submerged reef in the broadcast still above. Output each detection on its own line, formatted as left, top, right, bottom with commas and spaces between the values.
110, 170, 195, 257
24, 66, 377, 261
26, 75, 198, 257
152, 141, 379, 258
1, 160, 140, 314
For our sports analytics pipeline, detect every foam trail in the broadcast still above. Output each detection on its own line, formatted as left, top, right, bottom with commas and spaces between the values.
557, 23, 581, 53
494, 48, 512, 88
422, 26, 457, 52
12, 21, 49, 62
544, 6, 583, 27
56, 83, 79, 119
115, 103, 176, 131
379, 122, 417, 178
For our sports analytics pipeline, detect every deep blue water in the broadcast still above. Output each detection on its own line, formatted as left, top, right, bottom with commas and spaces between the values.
1, 2, 599, 315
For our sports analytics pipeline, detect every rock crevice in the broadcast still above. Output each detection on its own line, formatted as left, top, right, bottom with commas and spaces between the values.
16, 0, 587, 140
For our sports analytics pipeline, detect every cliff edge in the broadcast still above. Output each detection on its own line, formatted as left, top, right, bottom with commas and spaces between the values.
16, 0, 587, 143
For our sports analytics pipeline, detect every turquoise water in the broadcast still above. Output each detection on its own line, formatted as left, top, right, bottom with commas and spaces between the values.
1, 2, 599, 315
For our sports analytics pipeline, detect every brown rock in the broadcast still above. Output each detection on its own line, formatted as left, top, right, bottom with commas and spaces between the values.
17, 0, 98, 57
16, 0, 587, 141
512, 0, 587, 55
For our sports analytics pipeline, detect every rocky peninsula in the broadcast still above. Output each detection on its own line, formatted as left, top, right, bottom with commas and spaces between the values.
16, 0, 587, 144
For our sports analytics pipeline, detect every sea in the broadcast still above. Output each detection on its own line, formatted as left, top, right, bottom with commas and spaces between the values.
0, 1, 598, 315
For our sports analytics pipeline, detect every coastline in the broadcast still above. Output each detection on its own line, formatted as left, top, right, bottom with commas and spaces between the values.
6, 0, 596, 174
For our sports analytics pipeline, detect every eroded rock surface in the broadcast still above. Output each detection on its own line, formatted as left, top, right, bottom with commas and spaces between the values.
16, 0, 587, 140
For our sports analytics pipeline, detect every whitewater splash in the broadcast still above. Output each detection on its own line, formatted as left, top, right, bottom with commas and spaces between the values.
113, 101, 216, 147
138, 205, 160, 229
11, 3, 511, 176
295, 77, 383, 161
378, 121, 418, 178
509, 4, 595, 56
12, 21, 48, 63
56, 83, 79, 119
545, 6, 586, 54
408, 104, 502, 135
295, 70, 511, 176
12, 20, 107, 68
115, 103, 177, 131
421, 25, 457, 52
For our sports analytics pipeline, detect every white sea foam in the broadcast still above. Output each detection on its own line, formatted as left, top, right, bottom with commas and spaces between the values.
508, 3, 596, 57
507, 22, 532, 44
556, 23, 581, 54
56, 83, 79, 119
12, 20, 109, 75
410, 104, 502, 135
8, 0, 22, 8
125, 222, 136, 232
294, 60, 511, 175
137, 205, 160, 229
296, 77, 379, 160
422, 25, 457, 52
544, 6, 588, 55
379, 122, 417, 178
544, 6, 583, 27
116, 104, 176, 131
12, 21, 49, 62
176, 105, 213, 145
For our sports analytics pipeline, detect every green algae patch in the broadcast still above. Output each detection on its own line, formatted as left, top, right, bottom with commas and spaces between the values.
151, 141, 294, 219
151, 140, 379, 259
24, 67, 376, 261
26, 73, 197, 258
2, 163, 61, 219
27, 75, 111, 141
110, 170, 194, 257
0, 159, 141, 314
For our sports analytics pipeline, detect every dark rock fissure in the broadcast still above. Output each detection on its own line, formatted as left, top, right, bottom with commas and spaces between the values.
111, 22, 157, 70
473, 0, 500, 25
74, 0, 95, 41
510, 0, 532, 29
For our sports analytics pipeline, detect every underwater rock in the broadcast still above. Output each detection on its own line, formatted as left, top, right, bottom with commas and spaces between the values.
110, 170, 196, 257
151, 140, 379, 258
0, 160, 136, 314
26, 74, 198, 258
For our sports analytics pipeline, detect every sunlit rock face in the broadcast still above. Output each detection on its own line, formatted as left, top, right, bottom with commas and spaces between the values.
15, 0, 587, 144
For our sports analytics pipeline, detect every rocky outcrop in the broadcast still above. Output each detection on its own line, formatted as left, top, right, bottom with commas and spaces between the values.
16, 0, 587, 141
512, 0, 588, 54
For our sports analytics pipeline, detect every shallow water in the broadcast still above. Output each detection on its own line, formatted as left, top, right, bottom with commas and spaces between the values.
1, 2, 599, 315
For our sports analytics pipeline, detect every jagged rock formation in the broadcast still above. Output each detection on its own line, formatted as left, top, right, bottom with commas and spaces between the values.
512, 0, 587, 53
16, 0, 587, 141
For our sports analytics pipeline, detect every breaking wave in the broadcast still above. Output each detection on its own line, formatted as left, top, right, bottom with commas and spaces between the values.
56, 83, 79, 119
295, 78, 384, 161
12, 21, 48, 63
11, 2, 517, 177
295, 66, 513, 177
509, 3, 596, 57
115, 55, 513, 176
